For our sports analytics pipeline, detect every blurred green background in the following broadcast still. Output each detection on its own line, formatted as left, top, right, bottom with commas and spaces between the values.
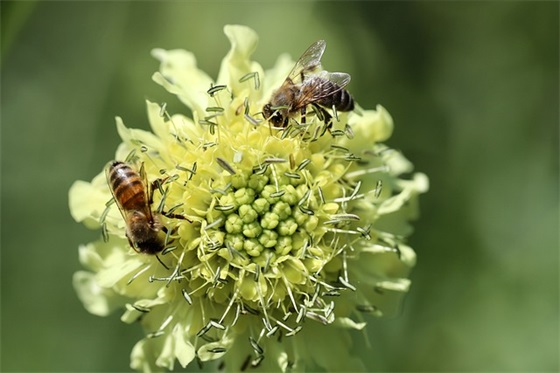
1, 1, 558, 372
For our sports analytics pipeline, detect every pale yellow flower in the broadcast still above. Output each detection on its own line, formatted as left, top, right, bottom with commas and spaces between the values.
69, 25, 428, 372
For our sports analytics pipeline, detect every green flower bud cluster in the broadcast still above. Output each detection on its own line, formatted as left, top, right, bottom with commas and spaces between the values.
208, 162, 322, 270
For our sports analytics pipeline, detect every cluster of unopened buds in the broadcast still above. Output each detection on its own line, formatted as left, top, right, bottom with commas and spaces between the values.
69, 25, 428, 372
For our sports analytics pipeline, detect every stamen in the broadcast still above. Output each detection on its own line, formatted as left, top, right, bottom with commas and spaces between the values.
206, 106, 224, 113
263, 157, 286, 164
204, 218, 224, 231
296, 158, 311, 171
345, 165, 389, 179
374, 179, 383, 198
181, 289, 193, 305
244, 113, 262, 126
147, 330, 165, 338
207, 84, 227, 96
208, 347, 227, 353
216, 157, 236, 175
285, 325, 302, 337
159, 102, 167, 117
215, 205, 235, 212
249, 336, 264, 355
127, 264, 151, 285
238, 71, 260, 90
251, 355, 264, 368
131, 304, 150, 313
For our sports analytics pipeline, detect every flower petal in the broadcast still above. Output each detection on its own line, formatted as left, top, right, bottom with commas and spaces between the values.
73, 271, 128, 316
151, 48, 213, 116
68, 173, 111, 228
304, 322, 366, 372
343, 105, 394, 151
130, 338, 161, 373
173, 326, 196, 368
116, 117, 163, 152
217, 25, 264, 97
155, 334, 176, 370
197, 338, 232, 362
334, 317, 367, 330
261, 53, 294, 103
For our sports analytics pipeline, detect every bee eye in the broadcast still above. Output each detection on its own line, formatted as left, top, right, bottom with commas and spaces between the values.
272, 114, 284, 126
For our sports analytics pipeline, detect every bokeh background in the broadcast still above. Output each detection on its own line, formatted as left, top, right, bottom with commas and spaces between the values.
1, 1, 558, 372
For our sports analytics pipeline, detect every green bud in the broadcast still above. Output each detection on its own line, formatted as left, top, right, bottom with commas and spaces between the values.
225, 233, 244, 251
293, 208, 309, 226
225, 214, 243, 234
248, 174, 268, 192
243, 221, 262, 238
261, 185, 281, 204
258, 229, 278, 248
231, 173, 248, 189
280, 184, 298, 205
275, 236, 293, 255
244, 239, 264, 257
219, 193, 238, 212
238, 204, 258, 223
261, 212, 279, 229
304, 215, 319, 231
252, 198, 270, 215
272, 201, 292, 221
278, 218, 298, 236
234, 187, 255, 205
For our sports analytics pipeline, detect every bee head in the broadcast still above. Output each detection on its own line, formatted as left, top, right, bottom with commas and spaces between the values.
263, 103, 287, 127
127, 211, 165, 254
134, 235, 165, 255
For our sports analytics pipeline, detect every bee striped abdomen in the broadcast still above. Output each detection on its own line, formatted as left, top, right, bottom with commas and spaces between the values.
105, 160, 166, 255
316, 82, 354, 112
332, 87, 354, 111
107, 161, 149, 211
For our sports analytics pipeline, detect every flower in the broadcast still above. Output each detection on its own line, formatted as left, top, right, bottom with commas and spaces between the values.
69, 25, 428, 372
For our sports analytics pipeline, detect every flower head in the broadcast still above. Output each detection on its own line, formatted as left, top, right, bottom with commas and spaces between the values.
69, 25, 428, 372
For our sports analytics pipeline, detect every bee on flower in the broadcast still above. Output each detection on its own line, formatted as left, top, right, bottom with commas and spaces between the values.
69, 25, 428, 372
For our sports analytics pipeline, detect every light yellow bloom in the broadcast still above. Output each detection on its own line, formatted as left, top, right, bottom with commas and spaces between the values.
69, 25, 428, 372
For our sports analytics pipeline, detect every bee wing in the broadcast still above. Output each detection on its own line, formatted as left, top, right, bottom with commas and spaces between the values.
286, 40, 327, 84
299, 71, 352, 102
139, 162, 157, 219
105, 162, 129, 222
322, 71, 351, 89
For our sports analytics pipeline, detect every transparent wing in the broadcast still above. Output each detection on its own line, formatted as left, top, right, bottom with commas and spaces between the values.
139, 162, 156, 220
286, 40, 327, 84
323, 71, 351, 89
298, 71, 352, 102
105, 163, 129, 223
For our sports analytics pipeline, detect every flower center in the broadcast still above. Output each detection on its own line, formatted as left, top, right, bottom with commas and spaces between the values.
202, 156, 342, 302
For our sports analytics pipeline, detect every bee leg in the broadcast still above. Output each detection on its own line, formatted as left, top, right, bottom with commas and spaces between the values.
162, 210, 193, 223
150, 177, 194, 223
149, 178, 168, 205
140, 163, 168, 206
300, 106, 307, 125
322, 108, 333, 135
155, 254, 170, 270
310, 104, 333, 135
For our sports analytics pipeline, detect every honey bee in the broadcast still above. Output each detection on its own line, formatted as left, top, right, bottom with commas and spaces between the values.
262, 40, 354, 128
106, 161, 186, 255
